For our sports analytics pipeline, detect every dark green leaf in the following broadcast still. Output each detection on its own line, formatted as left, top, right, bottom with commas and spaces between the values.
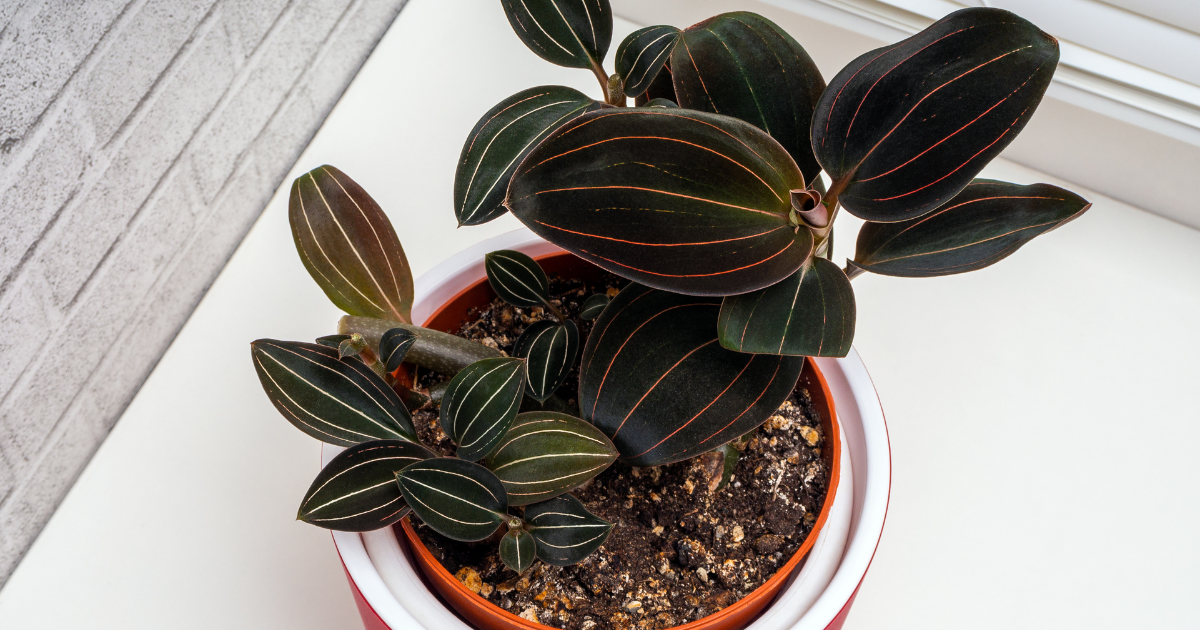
615, 25, 680, 98
526, 494, 612, 566
672, 12, 826, 182
455, 86, 601, 226
579, 285, 804, 466
501, 0, 612, 69
508, 108, 813, 296
579, 294, 610, 320
513, 320, 579, 402
298, 440, 434, 532
499, 526, 537, 573
485, 411, 617, 505
440, 357, 526, 460
718, 256, 856, 357
634, 58, 676, 106
485, 250, 551, 308
379, 327, 417, 373
811, 8, 1059, 222
316, 334, 350, 349
642, 98, 677, 108
338, 334, 367, 359
251, 339, 417, 446
395, 458, 508, 542
852, 179, 1090, 277
290, 165, 414, 323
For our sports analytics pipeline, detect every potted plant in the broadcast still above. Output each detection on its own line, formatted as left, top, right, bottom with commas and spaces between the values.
251, 3, 1088, 629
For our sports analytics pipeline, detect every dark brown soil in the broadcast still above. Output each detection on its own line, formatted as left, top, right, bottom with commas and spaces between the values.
403, 276, 830, 630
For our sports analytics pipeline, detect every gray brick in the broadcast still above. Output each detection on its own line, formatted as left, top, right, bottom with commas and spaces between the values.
0, 272, 63, 403
222, 0, 289, 61
0, 448, 15, 508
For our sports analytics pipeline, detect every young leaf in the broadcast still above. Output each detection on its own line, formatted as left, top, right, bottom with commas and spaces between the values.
297, 440, 434, 532
395, 458, 508, 542
501, 0, 612, 70
440, 357, 526, 461
455, 86, 601, 226
513, 320, 579, 402
338, 334, 367, 359
290, 165, 414, 323
672, 12, 826, 182
316, 334, 351, 349
811, 8, 1059, 222
579, 285, 804, 466
579, 294, 610, 320
379, 327, 417, 373
251, 340, 417, 446
526, 494, 613, 566
499, 526, 537, 573
485, 250, 551, 309
615, 25, 680, 98
507, 108, 813, 296
851, 179, 1091, 277
485, 411, 618, 505
718, 257, 856, 357
642, 98, 677, 109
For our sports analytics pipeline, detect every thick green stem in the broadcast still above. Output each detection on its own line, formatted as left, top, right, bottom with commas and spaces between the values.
339, 316, 502, 375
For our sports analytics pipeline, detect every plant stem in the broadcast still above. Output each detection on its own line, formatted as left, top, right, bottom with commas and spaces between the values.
590, 60, 613, 104
339, 316, 502, 375
541, 298, 568, 324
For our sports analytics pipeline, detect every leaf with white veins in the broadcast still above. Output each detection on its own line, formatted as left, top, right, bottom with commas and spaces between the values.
440, 357, 526, 461
297, 440, 433, 532
485, 411, 617, 505
395, 457, 508, 542
526, 494, 612, 566
513, 320, 579, 402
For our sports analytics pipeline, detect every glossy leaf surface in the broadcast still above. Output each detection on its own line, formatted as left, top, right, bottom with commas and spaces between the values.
440, 357, 526, 461
485, 411, 617, 505
508, 108, 812, 296
579, 294, 610, 320
379, 327, 417, 373
513, 320, 579, 402
485, 250, 551, 308
643, 98, 677, 108
395, 458, 508, 542
634, 59, 675, 106
615, 25, 680, 98
298, 440, 433, 532
251, 340, 416, 446
501, 0, 612, 69
500, 527, 537, 573
672, 12, 826, 182
315, 334, 350, 349
526, 494, 612, 566
455, 86, 600, 226
718, 256, 856, 357
811, 8, 1059, 222
852, 179, 1090, 277
579, 285, 804, 466
290, 165, 414, 323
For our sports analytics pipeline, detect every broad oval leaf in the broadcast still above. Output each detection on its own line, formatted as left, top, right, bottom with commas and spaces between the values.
485, 411, 617, 505
526, 494, 612, 566
811, 8, 1059, 222
396, 457, 508, 542
251, 339, 417, 446
499, 527, 537, 573
298, 440, 434, 532
316, 334, 350, 349
290, 165, 414, 323
455, 86, 601, 226
615, 25, 680, 98
718, 256, 856, 357
672, 12, 826, 182
852, 179, 1091, 277
579, 285, 805, 466
501, 0, 612, 69
507, 108, 813, 296
513, 320, 580, 402
440, 357, 526, 461
379, 327, 417, 373
579, 294, 610, 320
485, 250, 551, 308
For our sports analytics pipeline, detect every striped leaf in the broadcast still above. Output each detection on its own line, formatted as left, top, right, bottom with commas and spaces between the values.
485, 411, 618, 505
672, 12, 826, 182
290, 165, 414, 323
579, 294, 609, 320
526, 494, 612, 566
507, 108, 814, 296
251, 339, 417, 446
811, 8, 1059, 222
718, 256, 856, 357
852, 180, 1091, 277
455, 86, 600, 226
499, 527, 537, 573
440, 357, 526, 461
615, 25, 680, 98
395, 458, 508, 542
579, 284, 804, 466
501, 0, 612, 70
297, 440, 434, 532
379, 327, 417, 373
513, 320, 579, 402
338, 334, 367, 359
485, 250, 551, 309
634, 58, 675, 106
316, 334, 350, 349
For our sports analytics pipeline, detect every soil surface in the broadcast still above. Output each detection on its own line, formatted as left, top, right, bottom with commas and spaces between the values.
403, 275, 831, 630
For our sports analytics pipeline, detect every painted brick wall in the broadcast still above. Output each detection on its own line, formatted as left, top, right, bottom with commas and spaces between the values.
0, 0, 408, 585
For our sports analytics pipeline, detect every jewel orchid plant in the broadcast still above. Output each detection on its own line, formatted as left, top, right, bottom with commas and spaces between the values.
252, 2, 1088, 574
